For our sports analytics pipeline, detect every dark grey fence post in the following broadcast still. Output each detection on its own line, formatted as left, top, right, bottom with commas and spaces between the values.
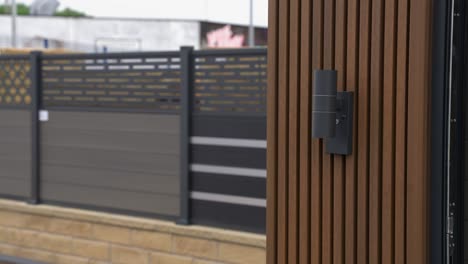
29, 51, 42, 205
177, 46, 194, 225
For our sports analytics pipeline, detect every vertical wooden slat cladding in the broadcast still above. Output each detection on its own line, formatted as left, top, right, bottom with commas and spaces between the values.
406, 0, 431, 262
311, 0, 324, 262
345, 0, 359, 262
277, 0, 290, 262
287, 0, 300, 262
322, 0, 335, 264
357, 0, 371, 262
334, 0, 346, 263
368, 0, 384, 263
266, 0, 279, 260
395, 0, 409, 262
298, 0, 312, 262
382, 0, 398, 263
267, 0, 433, 262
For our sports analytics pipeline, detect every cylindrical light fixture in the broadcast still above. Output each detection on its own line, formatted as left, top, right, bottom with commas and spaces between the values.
312, 69, 337, 138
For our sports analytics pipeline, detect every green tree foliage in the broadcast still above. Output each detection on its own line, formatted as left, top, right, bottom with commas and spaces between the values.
0, 3, 87, 17
54, 7, 87, 17
0, 3, 30, 15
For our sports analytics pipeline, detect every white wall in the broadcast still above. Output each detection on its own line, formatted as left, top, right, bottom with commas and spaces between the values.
20, 0, 269, 27
0, 16, 201, 51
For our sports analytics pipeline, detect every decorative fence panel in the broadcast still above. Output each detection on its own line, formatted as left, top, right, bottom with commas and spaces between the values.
0, 48, 267, 233
0, 56, 33, 199
189, 49, 267, 233
39, 52, 181, 218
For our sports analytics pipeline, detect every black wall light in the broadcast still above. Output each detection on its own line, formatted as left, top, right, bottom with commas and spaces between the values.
312, 70, 354, 155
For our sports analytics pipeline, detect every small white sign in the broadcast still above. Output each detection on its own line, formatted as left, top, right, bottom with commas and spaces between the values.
39, 110, 49, 122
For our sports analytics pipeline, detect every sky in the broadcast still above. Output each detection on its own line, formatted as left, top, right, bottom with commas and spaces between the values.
20, 0, 269, 27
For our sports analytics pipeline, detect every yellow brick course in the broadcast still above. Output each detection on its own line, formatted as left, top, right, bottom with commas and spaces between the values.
0, 227, 39, 248
192, 260, 224, 264
150, 252, 192, 264
0, 243, 17, 256
47, 218, 94, 238
111, 245, 148, 264
0, 211, 49, 231
93, 224, 131, 244
173, 235, 218, 260
73, 238, 110, 261
131, 230, 172, 252
34, 233, 74, 254
0, 199, 266, 264
54, 254, 89, 264
15, 247, 56, 263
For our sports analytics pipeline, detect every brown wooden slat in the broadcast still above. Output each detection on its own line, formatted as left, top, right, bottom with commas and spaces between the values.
395, 0, 409, 262
298, 0, 312, 262
311, 0, 324, 262
334, 0, 347, 262
322, 0, 335, 263
381, 0, 398, 262
277, 0, 290, 262
406, 0, 431, 262
287, 0, 301, 262
356, 0, 371, 261
368, 0, 384, 262
345, 0, 359, 262
266, 0, 279, 261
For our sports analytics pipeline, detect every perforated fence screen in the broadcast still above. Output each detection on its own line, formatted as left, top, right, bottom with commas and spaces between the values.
0, 56, 32, 108
41, 52, 181, 113
193, 50, 267, 115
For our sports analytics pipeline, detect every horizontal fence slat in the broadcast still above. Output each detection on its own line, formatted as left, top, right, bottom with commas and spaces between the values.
191, 115, 266, 139
43, 164, 179, 196
190, 164, 266, 178
42, 182, 179, 216
0, 178, 30, 198
191, 136, 266, 148
191, 172, 266, 199
191, 145, 266, 169
193, 48, 267, 56
42, 111, 180, 132
191, 191, 266, 207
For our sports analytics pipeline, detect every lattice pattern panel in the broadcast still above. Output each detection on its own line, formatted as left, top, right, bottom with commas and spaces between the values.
0, 58, 32, 107
42, 54, 181, 112
194, 53, 267, 115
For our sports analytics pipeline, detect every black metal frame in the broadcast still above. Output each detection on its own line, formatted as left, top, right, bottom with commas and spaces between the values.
178, 46, 194, 225
450, 0, 468, 262
29, 51, 42, 205
41, 51, 180, 60
193, 48, 267, 57
430, 0, 450, 261
430, 0, 466, 262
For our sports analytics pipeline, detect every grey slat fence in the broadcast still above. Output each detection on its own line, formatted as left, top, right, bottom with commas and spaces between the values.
0, 47, 267, 233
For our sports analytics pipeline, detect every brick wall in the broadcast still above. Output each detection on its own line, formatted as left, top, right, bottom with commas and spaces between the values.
0, 200, 265, 264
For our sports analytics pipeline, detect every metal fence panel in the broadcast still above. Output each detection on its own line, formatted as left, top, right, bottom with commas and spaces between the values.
41, 52, 181, 113
0, 48, 267, 233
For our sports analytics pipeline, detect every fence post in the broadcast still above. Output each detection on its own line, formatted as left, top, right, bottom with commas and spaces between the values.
177, 46, 194, 225
28, 51, 42, 205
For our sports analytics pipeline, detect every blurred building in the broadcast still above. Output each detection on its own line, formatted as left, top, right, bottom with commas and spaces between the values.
0, 15, 267, 52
